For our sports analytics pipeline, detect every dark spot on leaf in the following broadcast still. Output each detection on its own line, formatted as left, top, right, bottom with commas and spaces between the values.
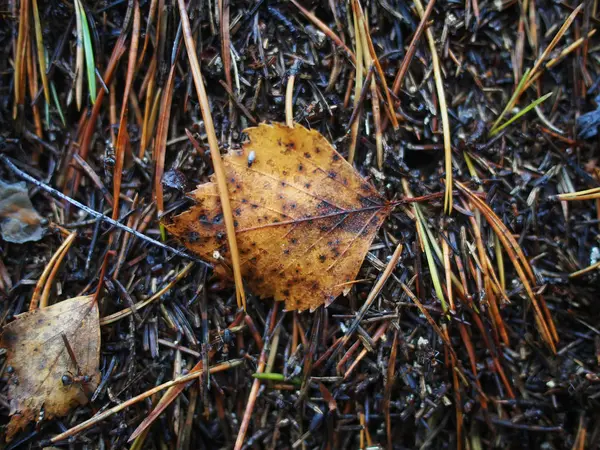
298, 164, 304, 171
251, 203, 259, 209
332, 154, 340, 161
235, 208, 242, 216
328, 171, 337, 179
319, 255, 326, 263
304, 152, 311, 158
291, 238, 298, 244
316, 147, 321, 153
188, 231, 199, 242
305, 183, 311, 188
283, 289, 290, 296
213, 214, 223, 224
241, 198, 248, 203
283, 249, 290, 255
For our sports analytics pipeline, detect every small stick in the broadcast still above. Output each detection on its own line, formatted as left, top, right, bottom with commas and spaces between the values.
0, 155, 207, 265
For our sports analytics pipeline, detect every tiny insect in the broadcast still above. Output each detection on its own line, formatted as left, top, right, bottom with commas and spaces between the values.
103, 140, 116, 176
61, 372, 92, 387
60, 333, 93, 395
247, 150, 256, 167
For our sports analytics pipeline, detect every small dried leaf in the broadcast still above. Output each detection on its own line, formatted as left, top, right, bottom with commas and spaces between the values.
0, 296, 100, 441
0, 179, 44, 243
166, 123, 391, 311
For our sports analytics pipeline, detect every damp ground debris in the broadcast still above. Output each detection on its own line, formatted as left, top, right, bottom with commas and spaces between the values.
1, 0, 600, 449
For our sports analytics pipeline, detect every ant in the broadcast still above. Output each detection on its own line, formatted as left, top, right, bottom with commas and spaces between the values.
60, 333, 93, 395
61, 372, 92, 387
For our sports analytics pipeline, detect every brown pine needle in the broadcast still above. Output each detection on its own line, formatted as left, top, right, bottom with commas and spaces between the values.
177, 0, 246, 311
66, 35, 127, 198
348, 6, 364, 165
290, 0, 356, 64
49, 359, 243, 444
39, 233, 77, 309
414, 0, 453, 213
353, 0, 398, 131
112, 1, 140, 223
136, 0, 158, 68
391, 0, 436, 95
353, 0, 383, 169
14, 0, 29, 118
457, 182, 558, 351
234, 304, 279, 450
219, 0, 233, 94
30, 231, 77, 310
384, 329, 398, 450
153, 65, 176, 213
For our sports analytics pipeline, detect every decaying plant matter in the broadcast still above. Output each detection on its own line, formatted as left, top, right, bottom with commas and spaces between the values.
167, 123, 393, 311
1, 0, 600, 448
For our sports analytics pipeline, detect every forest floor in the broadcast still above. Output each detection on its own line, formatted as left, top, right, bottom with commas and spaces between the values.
1, 0, 600, 448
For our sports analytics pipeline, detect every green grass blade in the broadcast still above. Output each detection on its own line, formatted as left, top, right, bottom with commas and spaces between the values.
50, 82, 66, 126
490, 92, 553, 137
414, 205, 447, 312
490, 68, 531, 133
77, 0, 96, 104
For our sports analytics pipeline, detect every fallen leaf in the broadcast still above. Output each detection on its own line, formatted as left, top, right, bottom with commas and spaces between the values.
0, 295, 100, 441
0, 179, 44, 243
166, 123, 392, 311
